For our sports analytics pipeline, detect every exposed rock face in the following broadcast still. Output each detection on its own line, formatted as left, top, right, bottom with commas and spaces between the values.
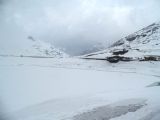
147, 82, 160, 87
125, 34, 137, 41
106, 55, 160, 63
106, 56, 120, 63
140, 55, 160, 61
112, 49, 128, 55
106, 56, 133, 63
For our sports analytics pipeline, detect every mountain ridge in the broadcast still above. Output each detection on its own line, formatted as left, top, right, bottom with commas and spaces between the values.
83, 21, 160, 62
0, 36, 68, 58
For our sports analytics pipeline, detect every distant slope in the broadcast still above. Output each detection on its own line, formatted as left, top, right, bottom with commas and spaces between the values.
21, 36, 68, 58
0, 36, 68, 58
83, 22, 160, 59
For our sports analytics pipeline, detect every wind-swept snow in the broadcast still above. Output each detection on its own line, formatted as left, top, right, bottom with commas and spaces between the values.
0, 56, 160, 120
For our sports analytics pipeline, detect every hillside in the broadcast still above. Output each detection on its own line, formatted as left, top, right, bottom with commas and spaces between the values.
0, 36, 68, 58
83, 22, 160, 62
21, 36, 68, 58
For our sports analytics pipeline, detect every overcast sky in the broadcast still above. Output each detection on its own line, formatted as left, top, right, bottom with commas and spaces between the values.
0, 0, 160, 55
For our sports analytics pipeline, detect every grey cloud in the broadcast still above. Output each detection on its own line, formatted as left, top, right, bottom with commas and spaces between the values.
0, 0, 160, 55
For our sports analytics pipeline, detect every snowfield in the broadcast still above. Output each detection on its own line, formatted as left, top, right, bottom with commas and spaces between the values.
1, 22, 160, 120
0, 56, 160, 120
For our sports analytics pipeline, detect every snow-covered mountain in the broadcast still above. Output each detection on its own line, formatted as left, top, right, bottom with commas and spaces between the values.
21, 36, 68, 58
0, 36, 68, 58
83, 22, 160, 61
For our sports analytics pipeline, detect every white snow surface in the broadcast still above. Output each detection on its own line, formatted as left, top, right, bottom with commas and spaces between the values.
0, 56, 160, 120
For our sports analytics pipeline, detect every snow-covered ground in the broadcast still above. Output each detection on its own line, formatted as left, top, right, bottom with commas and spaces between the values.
0, 56, 160, 120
